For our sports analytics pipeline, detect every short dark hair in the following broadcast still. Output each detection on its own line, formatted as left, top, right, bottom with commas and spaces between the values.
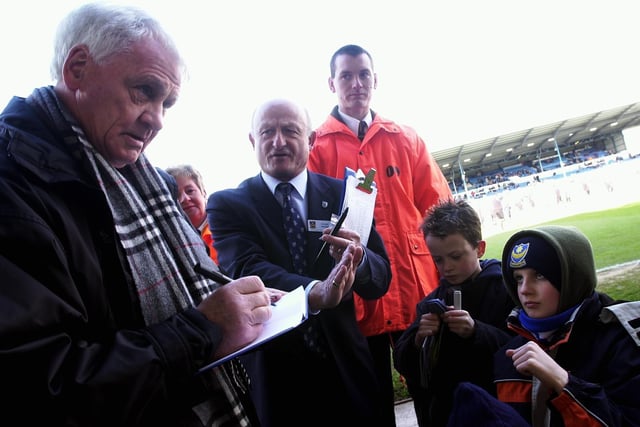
329, 44, 374, 78
421, 199, 482, 247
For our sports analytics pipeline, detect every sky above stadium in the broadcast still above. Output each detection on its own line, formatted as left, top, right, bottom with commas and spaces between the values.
3, 0, 640, 193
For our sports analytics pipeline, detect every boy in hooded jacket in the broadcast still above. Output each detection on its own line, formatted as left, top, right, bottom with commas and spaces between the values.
449, 225, 640, 426
394, 200, 515, 427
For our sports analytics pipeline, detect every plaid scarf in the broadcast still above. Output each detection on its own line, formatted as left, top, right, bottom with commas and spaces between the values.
28, 87, 252, 426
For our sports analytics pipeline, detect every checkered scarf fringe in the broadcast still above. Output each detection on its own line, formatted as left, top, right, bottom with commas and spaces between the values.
28, 87, 251, 426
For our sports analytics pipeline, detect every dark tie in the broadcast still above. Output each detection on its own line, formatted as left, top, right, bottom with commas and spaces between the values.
276, 182, 307, 275
358, 120, 368, 141
276, 182, 326, 357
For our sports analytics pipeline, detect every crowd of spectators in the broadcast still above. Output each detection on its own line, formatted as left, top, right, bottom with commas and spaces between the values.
448, 148, 620, 200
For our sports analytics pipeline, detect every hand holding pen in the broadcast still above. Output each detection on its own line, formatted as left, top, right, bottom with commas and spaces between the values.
191, 268, 272, 358
314, 207, 349, 264
194, 263, 285, 305
315, 208, 364, 264
325, 227, 362, 262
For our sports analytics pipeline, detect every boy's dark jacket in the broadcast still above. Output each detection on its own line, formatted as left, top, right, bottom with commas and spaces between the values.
492, 225, 640, 426
394, 258, 514, 427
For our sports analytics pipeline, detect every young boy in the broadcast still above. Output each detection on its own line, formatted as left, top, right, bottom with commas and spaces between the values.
451, 225, 640, 426
393, 199, 515, 427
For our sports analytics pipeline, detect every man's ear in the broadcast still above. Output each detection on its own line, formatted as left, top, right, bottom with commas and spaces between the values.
328, 77, 336, 93
308, 130, 317, 150
249, 132, 256, 149
373, 72, 378, 90
62, 45, 90, 90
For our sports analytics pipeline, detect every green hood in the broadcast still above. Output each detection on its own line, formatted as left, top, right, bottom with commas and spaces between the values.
501, 225, 597, 313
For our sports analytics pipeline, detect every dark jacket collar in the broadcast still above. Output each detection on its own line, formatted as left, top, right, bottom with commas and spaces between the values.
1, 96, 91, 186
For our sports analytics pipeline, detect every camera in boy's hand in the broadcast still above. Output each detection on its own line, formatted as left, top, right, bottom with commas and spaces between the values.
420, 298, 449, 315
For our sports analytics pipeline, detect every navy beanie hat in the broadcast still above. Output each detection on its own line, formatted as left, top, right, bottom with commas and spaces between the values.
506, 235, 562, 290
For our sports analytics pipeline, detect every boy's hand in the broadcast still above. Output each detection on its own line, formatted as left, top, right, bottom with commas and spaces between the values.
443, 309, 475, 339
414, 312, 441, 348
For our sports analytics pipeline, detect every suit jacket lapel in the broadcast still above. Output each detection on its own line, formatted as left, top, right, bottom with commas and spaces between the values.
247, 174, 286, 242
246, 172, 343, 276
306, 172, 343, 271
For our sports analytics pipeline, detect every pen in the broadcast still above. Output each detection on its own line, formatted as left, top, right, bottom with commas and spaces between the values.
313, 207, 349, 264
194, 262, 232, 284
194, 262, 278, 306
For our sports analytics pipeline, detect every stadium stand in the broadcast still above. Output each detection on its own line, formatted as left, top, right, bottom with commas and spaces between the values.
432, 102, 640, 199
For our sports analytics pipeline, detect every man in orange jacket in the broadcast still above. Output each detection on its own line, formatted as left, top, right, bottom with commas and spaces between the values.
308, 44, 452, 426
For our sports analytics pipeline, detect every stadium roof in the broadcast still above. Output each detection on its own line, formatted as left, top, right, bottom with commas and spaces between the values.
432, 102, 640, 179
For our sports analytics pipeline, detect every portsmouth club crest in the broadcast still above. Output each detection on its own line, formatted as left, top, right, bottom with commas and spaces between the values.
509, 242, 529, 268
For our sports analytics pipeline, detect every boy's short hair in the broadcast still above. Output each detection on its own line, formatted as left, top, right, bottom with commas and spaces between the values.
421, 199, 482, 246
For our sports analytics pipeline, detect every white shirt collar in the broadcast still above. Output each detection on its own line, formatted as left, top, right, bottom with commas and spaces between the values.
337, 109, 372, 136
261, 169, 308, 200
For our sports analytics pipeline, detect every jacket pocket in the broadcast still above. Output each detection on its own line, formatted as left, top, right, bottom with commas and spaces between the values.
407, 231, 429, 256
406, 231, 439, 295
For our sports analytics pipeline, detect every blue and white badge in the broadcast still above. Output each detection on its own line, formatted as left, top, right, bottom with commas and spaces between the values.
307, 219, 333, 232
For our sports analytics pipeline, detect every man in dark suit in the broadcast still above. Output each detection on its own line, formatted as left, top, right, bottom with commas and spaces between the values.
207, 98, 392, 427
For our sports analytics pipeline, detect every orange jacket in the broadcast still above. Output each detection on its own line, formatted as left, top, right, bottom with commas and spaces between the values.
309, 111, 452, 336
201, 222, 218, 264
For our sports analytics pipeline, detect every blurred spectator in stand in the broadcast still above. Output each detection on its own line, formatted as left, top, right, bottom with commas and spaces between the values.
490, 196, 505, 229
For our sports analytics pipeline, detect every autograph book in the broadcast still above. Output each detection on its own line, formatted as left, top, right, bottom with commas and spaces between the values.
199, 285, 308, 371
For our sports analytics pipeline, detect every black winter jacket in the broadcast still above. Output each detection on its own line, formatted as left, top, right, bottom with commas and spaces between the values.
0, 95, 226, 426
393, 258, 514, 427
